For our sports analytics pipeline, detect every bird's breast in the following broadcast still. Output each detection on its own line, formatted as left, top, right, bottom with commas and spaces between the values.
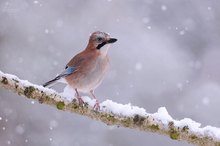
66, 55, 109, 93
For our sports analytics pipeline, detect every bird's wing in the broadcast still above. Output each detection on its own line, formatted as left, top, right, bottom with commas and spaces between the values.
43, 51, 88, 87
53, 66, 77, 81
59, 66, 77, 77
63, 50, 97, 77
56, 50, 95, 79
66, 51, 87, 67
43, 66, 77, 87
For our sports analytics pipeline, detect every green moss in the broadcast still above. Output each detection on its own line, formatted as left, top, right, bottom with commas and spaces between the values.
38, 95, 51, 103
106, 115, 116, 123
56, 101, 65, 110
122, 118, 132, 127
24, 86, 35, 98
43, 96, 51, 102
1, 77, 8, 84
133, 114, 145, 125
149, 124, 159, 131
190, 135, 197, 140
72, 103, 78, 109
45, 96, 50, 100
168, 121, 179, 140
182, 126, 189, 132
170, 130, 180, 140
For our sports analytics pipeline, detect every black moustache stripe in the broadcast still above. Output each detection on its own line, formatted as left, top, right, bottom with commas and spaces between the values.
97, 42, 106, 50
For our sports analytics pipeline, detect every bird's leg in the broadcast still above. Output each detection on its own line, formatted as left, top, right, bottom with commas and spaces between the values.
90, 90, 100, 110
74, 88, 84, 106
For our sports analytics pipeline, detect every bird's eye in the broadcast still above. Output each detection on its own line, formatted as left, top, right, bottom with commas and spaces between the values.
96, 37, 103, 42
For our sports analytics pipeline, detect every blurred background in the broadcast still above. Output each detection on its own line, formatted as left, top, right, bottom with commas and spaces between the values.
0, 0, 220, 145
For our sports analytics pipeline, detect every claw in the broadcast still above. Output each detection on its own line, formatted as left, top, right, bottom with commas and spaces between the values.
74, 88, 84, 106
77, 97, 84, 106
93, 101, 100, 111
90, 90, 101, 110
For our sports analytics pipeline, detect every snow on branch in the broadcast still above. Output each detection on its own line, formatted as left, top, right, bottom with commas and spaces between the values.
0, 70, 220, 146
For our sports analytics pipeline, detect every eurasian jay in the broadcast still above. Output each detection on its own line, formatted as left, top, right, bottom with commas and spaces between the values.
43, 31, 117, 109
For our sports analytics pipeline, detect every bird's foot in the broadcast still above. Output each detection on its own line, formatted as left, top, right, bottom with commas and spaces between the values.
93, 101, 100, 111
77, 97, 85, 106
73, 96, 85, 106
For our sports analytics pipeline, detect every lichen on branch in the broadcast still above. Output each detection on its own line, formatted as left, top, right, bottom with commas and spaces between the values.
0, 70, 220, 146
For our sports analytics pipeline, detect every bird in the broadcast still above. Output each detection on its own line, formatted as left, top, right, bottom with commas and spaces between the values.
43, 31, 117, 110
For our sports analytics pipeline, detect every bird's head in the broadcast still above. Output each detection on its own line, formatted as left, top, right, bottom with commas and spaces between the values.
87, 31, 117, 55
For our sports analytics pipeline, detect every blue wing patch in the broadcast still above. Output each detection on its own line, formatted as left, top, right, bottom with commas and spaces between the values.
42, 66, 77, 87
61, 66, 77, 76
54, 66, 77, 80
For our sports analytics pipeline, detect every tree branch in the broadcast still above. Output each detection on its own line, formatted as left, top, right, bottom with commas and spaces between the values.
0, 70, 219, 146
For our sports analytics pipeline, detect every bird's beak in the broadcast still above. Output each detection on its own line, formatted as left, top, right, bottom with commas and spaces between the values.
106, 38, 117, 44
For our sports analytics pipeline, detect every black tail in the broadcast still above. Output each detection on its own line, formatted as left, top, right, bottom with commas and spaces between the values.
43, 68, 73, 87
43, 76, 61, 87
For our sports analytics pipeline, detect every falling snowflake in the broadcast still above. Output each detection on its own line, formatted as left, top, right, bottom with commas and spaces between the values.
202, 97, 210, 105
49, 120, 58, 130
16, 125, 25, 135
161, 5, 167, 11
56, 19, 63, 28
7, 140, 11, 145
179, 30, 185, 35
45, 29, 49, 34
33, 1, 39, 4
135, 63, 143, 71
177, 83, 183, 90
147, 26, 151, 30
142, 17, 150, 24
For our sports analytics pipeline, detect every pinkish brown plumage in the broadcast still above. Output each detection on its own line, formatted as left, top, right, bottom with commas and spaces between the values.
43, 31, 117, 109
